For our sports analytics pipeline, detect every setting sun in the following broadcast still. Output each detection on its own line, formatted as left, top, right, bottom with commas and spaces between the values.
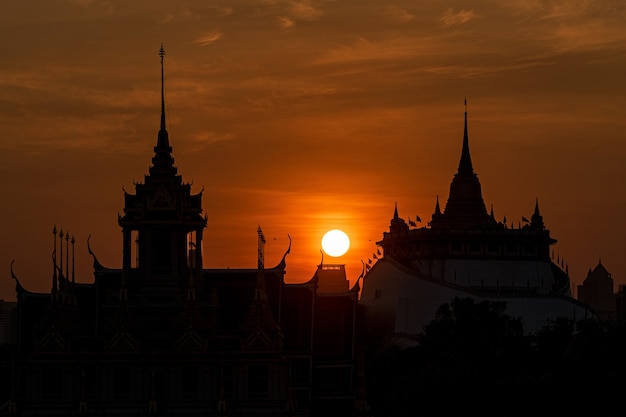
321, 229, 350, 257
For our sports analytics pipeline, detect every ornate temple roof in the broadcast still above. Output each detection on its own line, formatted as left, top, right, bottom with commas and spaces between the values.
431, 104, 491, 229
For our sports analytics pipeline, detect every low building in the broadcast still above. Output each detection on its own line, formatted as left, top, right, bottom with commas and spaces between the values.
0, 300, 16, 346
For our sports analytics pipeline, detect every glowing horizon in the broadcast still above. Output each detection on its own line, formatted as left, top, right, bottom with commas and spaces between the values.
2, 1, 626, 300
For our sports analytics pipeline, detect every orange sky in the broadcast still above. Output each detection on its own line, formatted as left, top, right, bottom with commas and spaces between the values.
1, 0, 626, 301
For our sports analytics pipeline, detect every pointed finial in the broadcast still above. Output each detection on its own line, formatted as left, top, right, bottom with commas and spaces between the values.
159, 44, 166, 133
458, 98, 474, 175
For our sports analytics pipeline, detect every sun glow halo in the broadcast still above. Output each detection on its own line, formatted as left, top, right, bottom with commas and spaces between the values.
321, 229, 350, 257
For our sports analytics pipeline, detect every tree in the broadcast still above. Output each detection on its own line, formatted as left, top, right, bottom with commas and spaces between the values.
366, 297, 534, 416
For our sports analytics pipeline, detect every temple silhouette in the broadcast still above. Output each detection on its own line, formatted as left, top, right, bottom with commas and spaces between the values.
4, 47, 607, 417
6, 47, 360, 417
360, 101, 593, 338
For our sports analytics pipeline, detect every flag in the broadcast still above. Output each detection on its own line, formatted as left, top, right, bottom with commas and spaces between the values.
377, 249, 381, 255
368, 258, 372, 265
416, 215, 422, 223
366, 264, 371, 270
373, 253, 378, 259
409, 219, 416, 227
521, 216, 529, 223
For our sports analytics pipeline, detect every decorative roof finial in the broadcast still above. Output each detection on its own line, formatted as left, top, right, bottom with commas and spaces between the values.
152, 44, 174, 173
458, 98, 474, 175
159, 44, 166, 133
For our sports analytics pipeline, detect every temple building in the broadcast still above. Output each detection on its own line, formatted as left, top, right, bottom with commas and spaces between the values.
578, 260, 615, 321
360, 105, 593, 337
6, 47, 360, 417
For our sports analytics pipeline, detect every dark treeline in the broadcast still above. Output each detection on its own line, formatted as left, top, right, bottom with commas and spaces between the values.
362, 297, 626, 417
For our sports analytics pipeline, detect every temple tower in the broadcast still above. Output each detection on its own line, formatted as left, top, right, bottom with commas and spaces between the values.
117, 45, 206, 286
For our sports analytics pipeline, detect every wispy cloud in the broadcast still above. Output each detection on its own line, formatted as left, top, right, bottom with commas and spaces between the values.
440, 8, 477, 28
419, 59, 554, 79
503, 0, 626, 54
0, 112, 143, 153
386, 5, 414, 23
193, 31, 223, 46
507, 0, 593, 20
210, 4, 234, 16
159, 8, 200, 23
288, 0, 324, 21
65, 0, 97, 6
312, 36, 420, 66
189, 130, 235, 145
277, 15, 296, 30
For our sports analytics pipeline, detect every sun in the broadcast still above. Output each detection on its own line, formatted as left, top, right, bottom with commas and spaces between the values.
321, 229, 350, 257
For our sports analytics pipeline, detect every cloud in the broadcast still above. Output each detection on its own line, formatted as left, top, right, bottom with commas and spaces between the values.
551, 20, 626, 53
210, 5, 234, 16
288, 0, 324, 21
506, 0, 592, 20
440, 8, 477, 28
386, 5, 414, 23
312, 36, 420, 66
1, 112, 143, 153
418, 59, 554, 79
192, 31, 223, 46
504, 0, 626, 54
277, 15, 296, 30
159, 8, 200, 23
189, 130, 235, 145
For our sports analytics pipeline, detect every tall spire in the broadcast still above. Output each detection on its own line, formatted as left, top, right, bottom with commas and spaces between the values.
157, 44, 169, 149
458, 98, 474, 175
432, 100, 489, 229
150, 44, 176, 178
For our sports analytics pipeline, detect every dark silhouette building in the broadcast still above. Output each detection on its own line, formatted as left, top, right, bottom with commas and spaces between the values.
5, 47, 360, 417
577, 260, 615, 320
360, 104, 593, 337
